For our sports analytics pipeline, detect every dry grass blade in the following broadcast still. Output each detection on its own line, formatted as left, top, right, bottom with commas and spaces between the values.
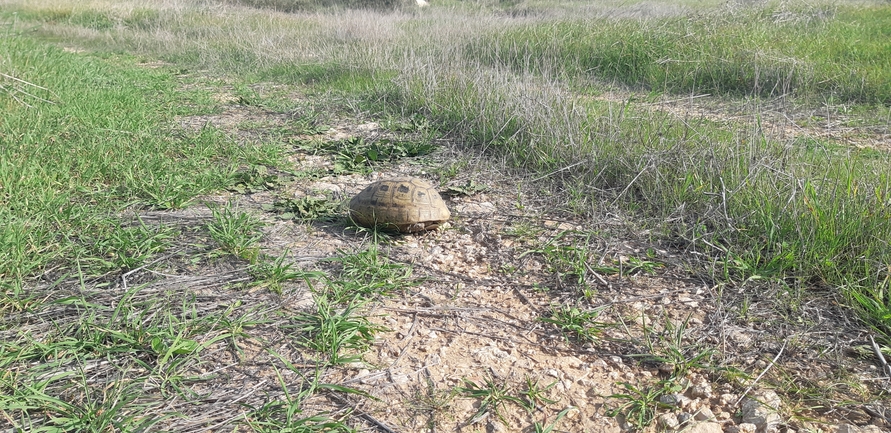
1, 72, 57, 106
870, 335, 891, 378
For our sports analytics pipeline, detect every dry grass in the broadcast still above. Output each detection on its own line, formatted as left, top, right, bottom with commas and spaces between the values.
2, 0, 891, 430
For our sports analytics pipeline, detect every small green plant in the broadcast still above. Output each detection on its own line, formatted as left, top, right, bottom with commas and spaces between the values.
622, 256, 663, 276
523, 232, 617, 290
382, 113, 430, 133
519, 375, 559, 410
533, 407, 574, 433
850, 288, 891, 340
0, 369, 167, 433
499, 263, 518, 275
288, 295, 387, 365
456, 375, 525, 426
434, 159, 469, 183
249, 250, 317, 295
327, 244, 417, 300
243, 365, 358, 433
229, 164, 293, 194
503, 220, 543, 241
606, 380, 677, 430
315, 243, 419, 304
311, 137, 435, 174
128, 169, 208, 210
630, 314, 715, 379
539, 305, 611, 344
738, 294, 752, 320
291, 108, 330, 135
206, 202, 264, 261
263, 194, 341, 222
606, 380, 680, 429
209, 300, 265, 356
85, 220, 176, 272
514, 183, 525, 211
445, 179, 489, 197
408, 373, 457, 431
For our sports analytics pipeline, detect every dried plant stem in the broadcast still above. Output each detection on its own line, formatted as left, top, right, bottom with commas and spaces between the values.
735, 339, 787, 407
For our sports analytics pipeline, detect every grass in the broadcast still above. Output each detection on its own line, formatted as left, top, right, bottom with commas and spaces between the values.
0, 283, 252, 431
0, 33, 274, 281
0, 18, 329, 430
533, 407, 573, 433
417, 78, 891, 336
519, 375, 560, 410
456, 375, 526, 425
1, 0, 891, 430
243, 365, 359, 432
628, 314, 716, 379
207, 201, 265, 261
326, 244, 418, 300
473, 4, 891, 104
606, 380, 679, 430
289, 295, 388, 365
456, 374, 567, 427
249, 250, 314, 295
539, 305, 611, 344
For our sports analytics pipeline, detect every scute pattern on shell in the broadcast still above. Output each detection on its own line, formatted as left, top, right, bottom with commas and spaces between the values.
349, 177, 451, 233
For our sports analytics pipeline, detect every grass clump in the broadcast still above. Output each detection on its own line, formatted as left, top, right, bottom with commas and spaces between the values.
474, 4, 891, 104
392, 62, 891, 338
243, 366, 359, 433
221, 0, 404, 13
539, 305, 611, 344
249, 250, 319, 295
289, 295, 387, 365
457, 375, 526, 425
0, 284, 247, 431
305, 136, 436, 175
606, 380, 679, 430
1, 0, 890, 429
265, 194, 342, 222
206, 202, 265, 262
0, 33, 279, 282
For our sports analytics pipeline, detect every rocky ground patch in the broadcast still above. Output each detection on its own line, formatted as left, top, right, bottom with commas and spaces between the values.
146, 80, 891, 433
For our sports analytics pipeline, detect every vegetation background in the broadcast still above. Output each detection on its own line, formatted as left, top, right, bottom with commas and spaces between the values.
1, 0, 889, 431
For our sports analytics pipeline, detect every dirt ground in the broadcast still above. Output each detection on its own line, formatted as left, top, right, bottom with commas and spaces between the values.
155, 81, 891, 433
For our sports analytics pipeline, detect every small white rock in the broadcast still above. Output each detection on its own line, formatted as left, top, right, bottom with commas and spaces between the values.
685, 422, 724, 433
694, 406, 715, 421
657, 413, 680, 429
719, 393, 738, 406
737, 423, 758, 433
690, 382, 713, 399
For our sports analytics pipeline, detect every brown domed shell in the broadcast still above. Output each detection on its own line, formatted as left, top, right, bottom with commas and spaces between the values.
348, 177, 451, 233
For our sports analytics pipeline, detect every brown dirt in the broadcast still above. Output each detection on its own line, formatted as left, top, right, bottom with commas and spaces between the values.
146, 81, 891, 433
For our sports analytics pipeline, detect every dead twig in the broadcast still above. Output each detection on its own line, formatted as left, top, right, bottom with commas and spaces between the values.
1, 72, 58, 106
325, 391, 400, 433
734, 338, 787, 407
869, 335, 891, 379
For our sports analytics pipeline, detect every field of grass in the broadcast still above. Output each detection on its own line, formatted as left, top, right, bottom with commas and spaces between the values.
2, 0, 890, 430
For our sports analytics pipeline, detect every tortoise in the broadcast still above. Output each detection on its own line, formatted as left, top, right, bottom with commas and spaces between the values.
348, 177, 451, 233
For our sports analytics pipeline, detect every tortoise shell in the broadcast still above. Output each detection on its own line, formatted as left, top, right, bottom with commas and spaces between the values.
348, 177, 450, 233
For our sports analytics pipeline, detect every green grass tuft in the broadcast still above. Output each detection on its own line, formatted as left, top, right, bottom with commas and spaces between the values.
474, 4, 891, 103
